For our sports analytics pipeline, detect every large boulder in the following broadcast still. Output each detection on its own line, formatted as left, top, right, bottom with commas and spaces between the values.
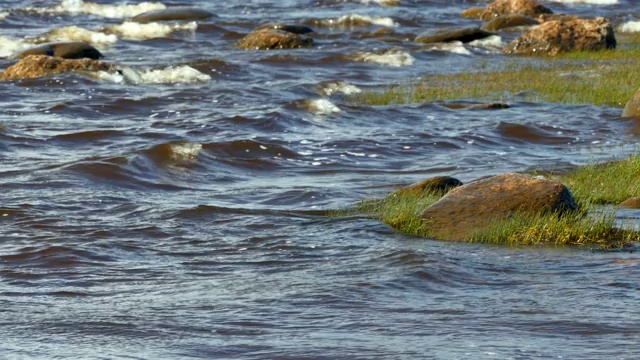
130, 7, 214, 23
17, 42, 103, 60
421, 173, 578, 241
503, 17, 616, 56
236, 28, 314, 50
482, 14, 540, 32
0, 55, 113, 80
480, 0, 553, 21
415, 27, 494, 44
622, 88, 640, 118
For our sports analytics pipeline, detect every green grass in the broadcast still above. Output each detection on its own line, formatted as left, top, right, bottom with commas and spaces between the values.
559, 153, 640, 204
352, 34, 640, 107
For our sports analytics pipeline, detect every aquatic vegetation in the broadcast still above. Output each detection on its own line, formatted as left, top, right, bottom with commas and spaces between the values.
353, 34, 640, 107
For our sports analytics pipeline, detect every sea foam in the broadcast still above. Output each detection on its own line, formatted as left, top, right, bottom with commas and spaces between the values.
306, 99, 342, 115
97, 66, 210, 85
35, 26, 118, 46
37, 0, 166, 18
320, 81, 362, 96
354, 50, 414, 67
0, 36, 31, 58
618, 21, 640, 33
107, 21, 197, 40
316, 14, 397, 28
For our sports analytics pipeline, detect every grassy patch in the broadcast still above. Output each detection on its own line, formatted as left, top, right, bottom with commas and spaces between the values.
352, 34, 640, 107
558, 153, 640, 204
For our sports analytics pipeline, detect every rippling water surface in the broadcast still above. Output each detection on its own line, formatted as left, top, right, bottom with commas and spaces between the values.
1, 0, 640, 358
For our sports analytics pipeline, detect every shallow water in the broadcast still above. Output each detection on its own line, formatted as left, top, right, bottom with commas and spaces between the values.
1, 0, 640, 358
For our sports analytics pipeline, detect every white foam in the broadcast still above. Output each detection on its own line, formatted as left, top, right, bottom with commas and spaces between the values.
547, 0, 617, 4
319, 14, 397, 28
618, 21, 640, 33
40, 0, 166, 18
357, 0, 400, 5
468, 35, 505, 51
354, 50, 414, 67
96, 65, 210, 85
168, 142, 202, 161
321, 81, 361, 96
0, 11, 8, 20
107, 21, 197, 40
36, 26, 118, 46
306, 99, 341, 115
0, 36, 31, 57
427, 41, 471, 55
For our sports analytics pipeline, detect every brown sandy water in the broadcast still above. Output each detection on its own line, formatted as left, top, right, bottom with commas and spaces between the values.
1, 0, 639, 358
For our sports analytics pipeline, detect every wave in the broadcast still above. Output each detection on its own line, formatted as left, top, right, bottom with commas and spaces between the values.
95, 65, 211, 85
546, 0, 617, 4
353, 49, 414, 67
31, 0, 166, 18
319, 81, 362, 96
356, 0, 400, 5
311, 14, 397, 28
618, 21, 640, 33
32, 26, 118, 46
0, 36, 31, 58
106, 21, 197, 40
301, 99, 342, 115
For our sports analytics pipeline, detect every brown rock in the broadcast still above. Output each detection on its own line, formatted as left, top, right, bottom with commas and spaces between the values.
395, 176, 463, 196
421, 173, 578, 241
620, 197, 640, 208
0, 55, 113, 80
17, 42, 103, 60
622, 88, 640, 118
480, 0, 553, 21
482, 14, 540, 32
415, 27, 495, 44
537, 14, 580, 23
131, 7, 214, 23
503, 17, 616, 56
236, 29, 314, 50
461, 7, 485, 19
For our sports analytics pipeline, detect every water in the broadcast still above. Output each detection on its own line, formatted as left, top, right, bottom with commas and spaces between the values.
1, 0, 640, 358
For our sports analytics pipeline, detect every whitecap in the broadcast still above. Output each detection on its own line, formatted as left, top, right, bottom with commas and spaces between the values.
167, 142, 202, 161
317, 14, 397, 28
618, 21, 640, 33
96, 65, 210, 85
35, 0, 166, 18
34, 26, 118, 46
320, 81, 361, 96
468, 35, 505, 51
305, 99, 342, 115
107, 21, 197, 40
427, 41, 471, 55
354, 50, 414, 67
0, 36, 31, 57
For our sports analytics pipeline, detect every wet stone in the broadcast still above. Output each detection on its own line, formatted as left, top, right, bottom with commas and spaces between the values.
482, 14, 540, 32
421, 173, 578, 241
0, 55, 114, 80
395, 176, 463, 197
131, 7, 214, 23
622, 88, 640, 118
415, 27, 495, 44
480, 0, 553, 21
17, 42, 103, 60
236, 28, 314, 50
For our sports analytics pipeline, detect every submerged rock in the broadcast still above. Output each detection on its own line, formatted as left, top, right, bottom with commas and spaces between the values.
421, 173, 578, 241
236, 28, 314, 50
622, 88, 640, 118
480, 0, 553, 21
415, 27, 494, 44
620, 197, 640, 209
131, 7, 214, 23
482, 14, 540, 31
17, 41, 103, 60
504, 17, 616, 56
256, 23, 314, 35
0, 55, 113, 80
395, 176, 463, 197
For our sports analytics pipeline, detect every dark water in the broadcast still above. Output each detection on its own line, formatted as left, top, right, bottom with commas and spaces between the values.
1, 0, 640, 358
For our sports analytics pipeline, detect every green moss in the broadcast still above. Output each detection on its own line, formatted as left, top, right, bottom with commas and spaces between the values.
352, 34, 640, 107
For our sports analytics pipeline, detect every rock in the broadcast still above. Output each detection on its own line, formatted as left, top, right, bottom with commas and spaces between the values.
441, 102, 510, 110
130, 7, 214, 23
236, 28, 314, 50
256, 23, 314, 35
415, 27, 495, 44
395, 176, 463, 196
503, 17, 616, 56
461, 7, 485, 19
482, 14, 540, 31
480, 0, 553, 21
537, 14, 579, 23
620, 197, 640, 208
0, 55, 113, 80
17, 42, 103, 60
622, 88, 640, 118
421, 173, 578, 241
